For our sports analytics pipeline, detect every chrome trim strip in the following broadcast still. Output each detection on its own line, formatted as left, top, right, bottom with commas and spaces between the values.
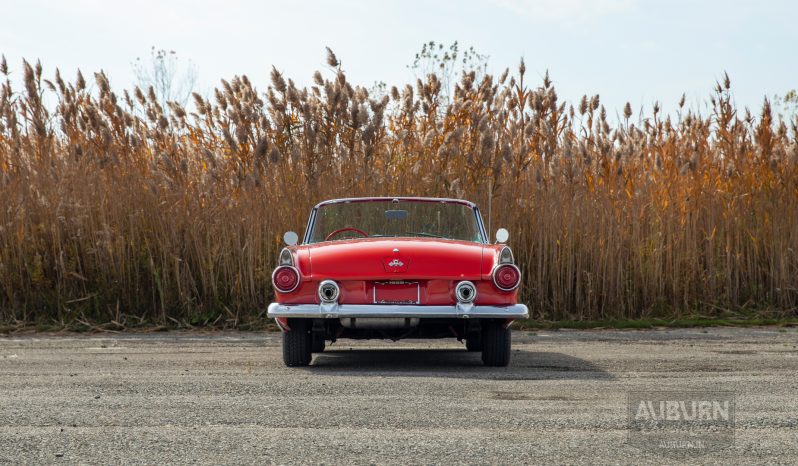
267, 303, 529, 319
314, 197, 478, 209
473, 206, 488, 244
302, 207, 317, 245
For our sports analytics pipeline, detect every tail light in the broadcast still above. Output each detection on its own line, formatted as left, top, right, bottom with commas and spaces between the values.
272, 266, 300, 293
492, 264, 521, 291
278, 248, 294, 266
498, 246, 514, 264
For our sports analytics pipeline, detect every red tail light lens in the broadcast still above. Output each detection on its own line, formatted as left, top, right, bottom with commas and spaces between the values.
493, 264, 521, 291
272, 266, 300, 293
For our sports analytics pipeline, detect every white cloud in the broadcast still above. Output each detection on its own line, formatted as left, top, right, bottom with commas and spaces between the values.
490, 0, 635, 24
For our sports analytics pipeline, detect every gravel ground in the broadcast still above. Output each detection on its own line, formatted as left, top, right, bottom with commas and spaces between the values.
1, 327, 797, 464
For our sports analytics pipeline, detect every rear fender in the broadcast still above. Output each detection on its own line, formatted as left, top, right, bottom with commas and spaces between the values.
275, 317, 290, 332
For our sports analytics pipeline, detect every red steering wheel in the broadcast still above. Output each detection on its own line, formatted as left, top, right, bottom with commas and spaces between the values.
325, 227, 369, 241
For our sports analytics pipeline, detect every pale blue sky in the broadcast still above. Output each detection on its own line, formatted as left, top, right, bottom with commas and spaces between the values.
2, 0, 796, 116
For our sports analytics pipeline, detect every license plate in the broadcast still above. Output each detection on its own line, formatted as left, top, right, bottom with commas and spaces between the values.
373, 281, 419, 304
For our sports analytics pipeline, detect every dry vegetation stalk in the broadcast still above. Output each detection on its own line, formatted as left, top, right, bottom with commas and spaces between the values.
0, 53, 796, 326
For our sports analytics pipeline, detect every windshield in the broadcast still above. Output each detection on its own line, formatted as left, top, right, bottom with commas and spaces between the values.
307, 200, 485, 244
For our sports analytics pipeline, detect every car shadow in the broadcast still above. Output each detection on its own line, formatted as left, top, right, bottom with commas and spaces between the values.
306, 348, 614, 380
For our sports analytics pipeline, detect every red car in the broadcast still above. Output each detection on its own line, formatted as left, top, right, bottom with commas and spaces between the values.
267, 197, 528, 366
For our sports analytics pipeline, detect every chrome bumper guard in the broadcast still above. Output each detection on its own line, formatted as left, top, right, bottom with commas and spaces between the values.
267, 302, 529, 319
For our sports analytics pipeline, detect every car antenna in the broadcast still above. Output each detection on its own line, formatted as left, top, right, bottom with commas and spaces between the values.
487, 178, 493, 240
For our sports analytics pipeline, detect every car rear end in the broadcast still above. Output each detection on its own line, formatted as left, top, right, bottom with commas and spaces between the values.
266, 197, 528, 366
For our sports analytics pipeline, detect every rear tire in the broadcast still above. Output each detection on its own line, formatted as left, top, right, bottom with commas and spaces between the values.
465, 335, 482, 352
481, 320, 511, 366
283, 319, 312, 367
312, 334, 326, 353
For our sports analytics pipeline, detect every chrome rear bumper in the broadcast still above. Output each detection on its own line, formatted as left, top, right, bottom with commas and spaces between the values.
267, 302, 529, 319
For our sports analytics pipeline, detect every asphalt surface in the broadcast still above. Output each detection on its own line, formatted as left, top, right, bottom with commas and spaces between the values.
1, 327, 797, 465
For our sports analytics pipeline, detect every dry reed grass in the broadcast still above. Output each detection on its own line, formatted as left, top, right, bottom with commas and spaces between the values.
0, 54, 796, 326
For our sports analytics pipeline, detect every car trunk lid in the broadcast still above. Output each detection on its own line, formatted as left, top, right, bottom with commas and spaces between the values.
304, 238, 484, 281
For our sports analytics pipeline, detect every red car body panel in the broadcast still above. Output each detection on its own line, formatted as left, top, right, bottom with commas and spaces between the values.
307, 238, 483, 280
275, 238, 517, 306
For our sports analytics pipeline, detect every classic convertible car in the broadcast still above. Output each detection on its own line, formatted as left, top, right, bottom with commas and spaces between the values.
267, 197, 528, 366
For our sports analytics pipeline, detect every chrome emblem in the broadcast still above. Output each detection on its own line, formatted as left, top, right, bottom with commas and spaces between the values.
393, 248, 400, 253
382, 256, 409, 272
387, 259, 404, 268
